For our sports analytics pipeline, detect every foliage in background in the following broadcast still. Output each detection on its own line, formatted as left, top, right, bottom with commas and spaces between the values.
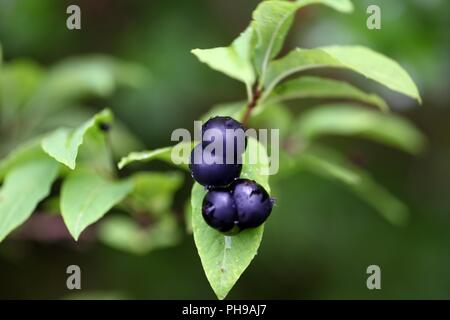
0, 0, 436, 300
0, 50, 183, 254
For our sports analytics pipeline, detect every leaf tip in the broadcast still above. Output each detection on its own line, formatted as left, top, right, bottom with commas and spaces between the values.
68, 163, 76, 170
216, 293, 227, 300
387, 207, 409, 226
68, 229, 81, 242
344, 1, 355, 13
416, 95, 423, 105
212, 285, 230, 300
117, 160, 125, 170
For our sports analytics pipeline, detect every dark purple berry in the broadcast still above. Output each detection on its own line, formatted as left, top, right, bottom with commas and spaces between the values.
232, 179, 273, 229
202, 116, 247, 158
189, 143, 242, 187
202, 188, 239, 233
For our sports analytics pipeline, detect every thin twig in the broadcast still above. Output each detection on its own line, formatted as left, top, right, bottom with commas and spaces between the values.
241, 86, 262, 127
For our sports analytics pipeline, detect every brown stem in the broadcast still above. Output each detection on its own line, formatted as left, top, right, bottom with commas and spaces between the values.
241, 87, 262, 127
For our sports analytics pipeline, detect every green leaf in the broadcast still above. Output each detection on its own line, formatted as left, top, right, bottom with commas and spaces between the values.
98, 214, 181, 255
117, 141, 192, 170
0, 60, 43, 112
191, 137, 270, 299
41, 109, 112, 169
126, 171, 184, 215
26, 56, 146, 114
265, 76, 389, 111
240, 137, 271, 189
0, 61, 42, 143
74, 123, 114, 175
264, 46, 421, 103
0, 138, 44, 181
249, 102, 293, 140
295, 104, 425, 154
296, 0, 353, 9
284, 145, 409, 225
61, 169, 133, 240
252, 0, 353, 78
0, 157, 58, 242
184, 200, 193, 234
37, 108, 144, 157
108, 120, 145, 157
200, 101, 246, 123
192, 26, 256, 93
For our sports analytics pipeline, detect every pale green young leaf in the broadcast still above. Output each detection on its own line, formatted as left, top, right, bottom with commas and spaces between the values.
284, 145, 409, 224
252, 0, 353, 77
192, 26, 256, 91
41, 109, 112, 169
0, 157, 59, 242
98, 214, 181, 255
117, 141, 193, 170
265, 76, 389, 111
118, 147, 171, 169
61, 169, 133, 240
264, 46, 421, 103
191, 137, 270, 299
295, 104, 425, 154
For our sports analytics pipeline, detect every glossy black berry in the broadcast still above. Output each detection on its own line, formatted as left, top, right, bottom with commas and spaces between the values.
202, 116, 247, 157
189, 143, 242, 187
232, 179, 273, 229
202, 188, 239, 233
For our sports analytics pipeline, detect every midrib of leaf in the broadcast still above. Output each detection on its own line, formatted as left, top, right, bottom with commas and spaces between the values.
258, 7, 296, 85
262, 63, 329, 102
219, 237, 232, 291
263, 46, 421, 103
72, 179, 108, 238
228, 42, 249, 72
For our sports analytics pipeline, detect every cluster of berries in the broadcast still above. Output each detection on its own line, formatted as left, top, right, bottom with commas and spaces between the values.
189, 116, 273, 235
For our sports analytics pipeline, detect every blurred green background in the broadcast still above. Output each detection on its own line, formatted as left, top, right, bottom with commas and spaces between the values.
0, 0, 449, 299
